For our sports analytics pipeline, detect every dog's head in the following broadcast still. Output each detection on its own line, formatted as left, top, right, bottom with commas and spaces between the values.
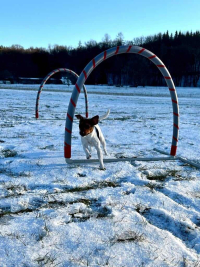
75, 115, 99, 137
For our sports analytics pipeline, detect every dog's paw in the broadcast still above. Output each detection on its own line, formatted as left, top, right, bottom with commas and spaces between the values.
87, 155, 91, 159
99, 166, 106, 171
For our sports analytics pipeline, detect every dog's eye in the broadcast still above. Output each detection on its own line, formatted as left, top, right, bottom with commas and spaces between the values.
85, 125, 90, 129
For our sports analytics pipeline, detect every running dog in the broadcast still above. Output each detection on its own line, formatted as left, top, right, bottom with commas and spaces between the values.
75, 110, 110, 170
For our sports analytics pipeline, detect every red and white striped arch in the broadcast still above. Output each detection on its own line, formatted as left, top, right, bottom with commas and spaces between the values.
64, 45, 179, 158
35, 68, 89, 119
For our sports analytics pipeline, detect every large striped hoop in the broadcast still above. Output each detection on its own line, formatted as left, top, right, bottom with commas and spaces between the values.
35, 68, 89, 119
64, 45, 179, 158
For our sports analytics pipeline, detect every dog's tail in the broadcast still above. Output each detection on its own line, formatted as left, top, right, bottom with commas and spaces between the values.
99, 109, 110, 121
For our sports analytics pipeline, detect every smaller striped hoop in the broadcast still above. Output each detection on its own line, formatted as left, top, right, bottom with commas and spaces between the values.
35, 68, 89, 119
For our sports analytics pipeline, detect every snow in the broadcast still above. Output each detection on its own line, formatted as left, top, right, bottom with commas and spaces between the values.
0, 85, 200, 266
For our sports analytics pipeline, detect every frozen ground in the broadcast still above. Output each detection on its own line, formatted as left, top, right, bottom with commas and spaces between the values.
0, 85, 200, 266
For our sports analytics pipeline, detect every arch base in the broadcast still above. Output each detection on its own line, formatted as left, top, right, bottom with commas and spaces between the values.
65, 155, 176, 164
65, 148, 200, 169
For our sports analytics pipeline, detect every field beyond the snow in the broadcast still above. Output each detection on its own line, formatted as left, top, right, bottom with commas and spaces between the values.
0, 85, 200, 267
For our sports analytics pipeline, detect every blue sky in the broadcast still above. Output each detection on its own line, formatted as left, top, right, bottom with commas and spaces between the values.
1, 0, 200, 49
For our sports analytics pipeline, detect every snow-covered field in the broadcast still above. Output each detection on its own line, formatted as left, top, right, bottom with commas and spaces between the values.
0, 85, 200, 266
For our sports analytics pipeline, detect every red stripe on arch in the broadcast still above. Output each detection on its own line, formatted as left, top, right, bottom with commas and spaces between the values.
169, 88, 175, 91
67, 113, 73, 122
75, 83, 81, 93
149, 55, 156, 59
173, 112, 179, 117
64, 143, 71, 158
65, 127, 71, 134
170, 145, 177, 156
92, 59, 96, 68
165, 76, 171, 79
83, 70, 87, 80
115, 46, 119, 54
174, 123, 179, 129
70, 98, 76, 107
104, 51, 107, 60
138, 48, 145, 54
157, 65, 165, 68
173, 136, 178, 142
126, 46, 132, 53
172, 99, 178, 104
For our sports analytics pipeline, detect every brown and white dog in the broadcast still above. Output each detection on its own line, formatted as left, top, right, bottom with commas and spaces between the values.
75, 110, 110, 170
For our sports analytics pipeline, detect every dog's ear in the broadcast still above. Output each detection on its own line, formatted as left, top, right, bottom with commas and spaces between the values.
75, 114, 83, 120
91, 115, 99, 125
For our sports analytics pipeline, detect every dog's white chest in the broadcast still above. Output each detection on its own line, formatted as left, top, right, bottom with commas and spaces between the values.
81, 130, 99, 147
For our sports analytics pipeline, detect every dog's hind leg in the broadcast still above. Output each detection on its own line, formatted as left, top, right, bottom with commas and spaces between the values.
100, 136, 108, 156
103, 143, 108, 156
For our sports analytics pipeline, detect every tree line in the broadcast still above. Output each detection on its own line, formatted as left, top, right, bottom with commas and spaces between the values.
0, 30, 200, 87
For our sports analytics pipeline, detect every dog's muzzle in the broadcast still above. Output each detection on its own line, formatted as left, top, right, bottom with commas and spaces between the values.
80, 131, 85, 136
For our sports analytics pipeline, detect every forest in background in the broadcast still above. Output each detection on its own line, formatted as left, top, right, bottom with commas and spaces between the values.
0, 30, 200, 87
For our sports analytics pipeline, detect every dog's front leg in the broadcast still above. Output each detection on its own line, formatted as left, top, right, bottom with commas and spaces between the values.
83, 146, 91, 159
81, 139, 91, 159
